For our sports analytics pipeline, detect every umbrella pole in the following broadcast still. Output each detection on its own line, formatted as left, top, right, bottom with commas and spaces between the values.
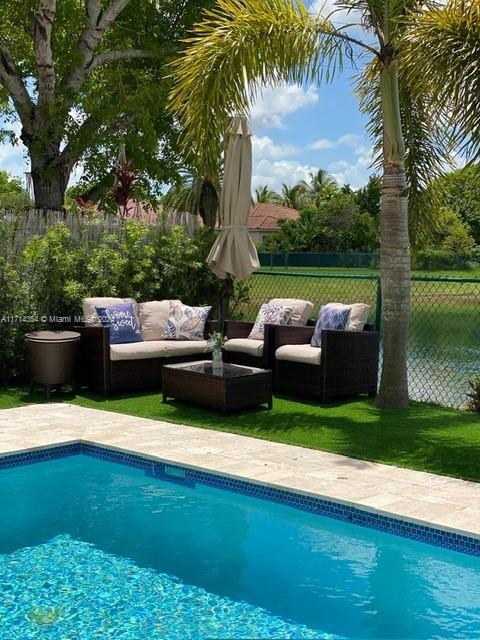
219, 275, 234, 332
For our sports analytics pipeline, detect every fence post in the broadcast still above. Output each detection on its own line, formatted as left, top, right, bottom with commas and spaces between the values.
375, 277, 382, 332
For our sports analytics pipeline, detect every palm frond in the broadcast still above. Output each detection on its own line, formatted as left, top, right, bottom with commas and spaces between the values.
168, 0, 372, 176
401, 0, 480, 160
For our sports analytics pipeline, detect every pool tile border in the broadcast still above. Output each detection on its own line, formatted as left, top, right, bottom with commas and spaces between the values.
1, 442, 479, 558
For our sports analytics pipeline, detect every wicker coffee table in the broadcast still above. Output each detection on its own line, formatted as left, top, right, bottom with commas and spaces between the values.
162, 360, 272, 414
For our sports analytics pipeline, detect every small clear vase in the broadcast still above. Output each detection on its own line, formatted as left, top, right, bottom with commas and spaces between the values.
212, 347, 224, 374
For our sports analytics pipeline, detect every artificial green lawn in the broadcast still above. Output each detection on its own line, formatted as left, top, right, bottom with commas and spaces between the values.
1, 386, 479, 482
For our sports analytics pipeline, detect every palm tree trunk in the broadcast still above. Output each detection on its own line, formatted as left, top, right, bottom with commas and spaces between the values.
376, 60, 411, 409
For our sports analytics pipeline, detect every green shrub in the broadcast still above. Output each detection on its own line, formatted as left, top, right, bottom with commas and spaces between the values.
466, 377, 480, 413
413, 249, 479, 271
0, 219, 248, 382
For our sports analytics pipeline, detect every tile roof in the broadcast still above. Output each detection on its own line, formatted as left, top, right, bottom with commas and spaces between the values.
247, 203, 299, 230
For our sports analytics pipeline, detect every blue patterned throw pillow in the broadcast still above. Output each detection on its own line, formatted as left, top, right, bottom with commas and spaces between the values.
95, 303, 144, 345
310, 304, 351, 347
248, 303, 293, 340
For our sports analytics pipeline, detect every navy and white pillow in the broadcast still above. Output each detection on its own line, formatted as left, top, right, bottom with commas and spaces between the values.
95, 302, 143, 344
310, 304, 351, 347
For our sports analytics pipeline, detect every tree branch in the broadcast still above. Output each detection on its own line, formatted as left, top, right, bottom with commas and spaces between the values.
62, 0, 133, 94
34, 0, 57, 105
0, 42, 35, 137
58, 111, 135, 170
89, 49, 154, 73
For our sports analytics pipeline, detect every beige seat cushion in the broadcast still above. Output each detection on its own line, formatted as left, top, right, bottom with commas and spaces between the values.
83, 297, 138, 325
138, 300, 180, 340
224, 338, 264, 357
269, 298, 313, 326
275, 344, 322, 365
326, 302, 370, 331
110, 340, 209, 361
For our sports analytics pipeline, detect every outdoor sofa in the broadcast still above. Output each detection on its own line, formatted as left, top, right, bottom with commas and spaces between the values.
77, 297, 215, 395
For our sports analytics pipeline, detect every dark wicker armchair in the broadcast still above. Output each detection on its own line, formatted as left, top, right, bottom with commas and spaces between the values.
273, 324, 379, 402
222, 321, 277, 370
76, 320, 217, 395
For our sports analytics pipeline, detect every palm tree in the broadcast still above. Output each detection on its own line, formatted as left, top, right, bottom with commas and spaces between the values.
162, 172, 220, 229
168, 0, 450, 409
402, 0, 479, 161
300, 169, 338, 204
254, 185, 282, 204
281, 183, 308, 210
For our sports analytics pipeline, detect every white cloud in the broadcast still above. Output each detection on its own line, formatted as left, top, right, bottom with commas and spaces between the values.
252, 158, 318, 193
250, 84, 319, 129
328, 145, 375, 188
337, 133, 362, 147
252, 135, 298, 159
308, 138, 334, 150
310, 0, 375, 46
308, 132, 362, 151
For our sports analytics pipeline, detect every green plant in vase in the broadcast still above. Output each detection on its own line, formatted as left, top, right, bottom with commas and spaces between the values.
207, 332, 227, 373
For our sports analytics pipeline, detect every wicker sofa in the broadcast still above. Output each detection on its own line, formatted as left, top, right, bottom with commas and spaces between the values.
77, 297, 215, 395
273, 323, 379, 402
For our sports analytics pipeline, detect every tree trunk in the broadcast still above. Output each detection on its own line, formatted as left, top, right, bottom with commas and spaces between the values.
199, 177, 219, 229
376, 58, 411, 410
376, 163, 411, 409
30, 154, 70, 210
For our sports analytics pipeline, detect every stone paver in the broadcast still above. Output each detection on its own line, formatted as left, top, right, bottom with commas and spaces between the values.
0, 403, 479, 539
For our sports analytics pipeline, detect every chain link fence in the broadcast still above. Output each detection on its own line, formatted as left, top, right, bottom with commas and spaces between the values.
235, 271, 480, 409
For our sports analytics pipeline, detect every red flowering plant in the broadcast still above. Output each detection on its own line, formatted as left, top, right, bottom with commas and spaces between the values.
113, 159, 139, 218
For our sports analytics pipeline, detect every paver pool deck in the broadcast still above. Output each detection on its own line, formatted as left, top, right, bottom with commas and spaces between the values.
1, 403, 479, 539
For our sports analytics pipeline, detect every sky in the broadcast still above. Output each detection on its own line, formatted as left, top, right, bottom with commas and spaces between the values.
0, 1, 377, 195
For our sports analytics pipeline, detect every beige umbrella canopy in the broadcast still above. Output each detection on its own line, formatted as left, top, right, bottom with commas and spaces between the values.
207, 115, 259, 282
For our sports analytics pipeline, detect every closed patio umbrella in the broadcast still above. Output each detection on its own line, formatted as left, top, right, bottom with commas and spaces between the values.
207, 115, 259, 282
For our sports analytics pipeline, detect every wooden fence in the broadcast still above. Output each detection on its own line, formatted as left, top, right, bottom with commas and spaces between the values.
0, 207, 199, 258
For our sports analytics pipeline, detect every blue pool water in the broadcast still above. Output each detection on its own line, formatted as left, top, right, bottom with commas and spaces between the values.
0, 454, 479, 639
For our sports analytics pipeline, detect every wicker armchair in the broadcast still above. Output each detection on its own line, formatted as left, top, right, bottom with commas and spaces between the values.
273, 324, 379, 402
222, 321, 277, 370
76, 320, 217, 395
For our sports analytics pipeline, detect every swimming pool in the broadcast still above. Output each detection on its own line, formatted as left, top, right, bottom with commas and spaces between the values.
1, 445, 479, 639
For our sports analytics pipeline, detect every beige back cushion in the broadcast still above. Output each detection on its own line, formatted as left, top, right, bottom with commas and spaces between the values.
269, 298, 313, 326
327, 302, 370, 331
138, 300, 181, 340
82, 297, 138, 325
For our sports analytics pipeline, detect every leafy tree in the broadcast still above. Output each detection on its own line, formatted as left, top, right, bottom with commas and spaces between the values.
168, 0, 458, 408
0, 0, 214, 209
281, 183, 307, 210
430, 165, 480, 244
427, 207, 476, 255
263, 191, 360, 252
254, 185, 281, 204
0, 170, 30, 209
351, 212, 379, 251
355, 175, 382, 219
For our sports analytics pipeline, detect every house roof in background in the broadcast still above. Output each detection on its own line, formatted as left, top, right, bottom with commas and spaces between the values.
247, 203, 299, 231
